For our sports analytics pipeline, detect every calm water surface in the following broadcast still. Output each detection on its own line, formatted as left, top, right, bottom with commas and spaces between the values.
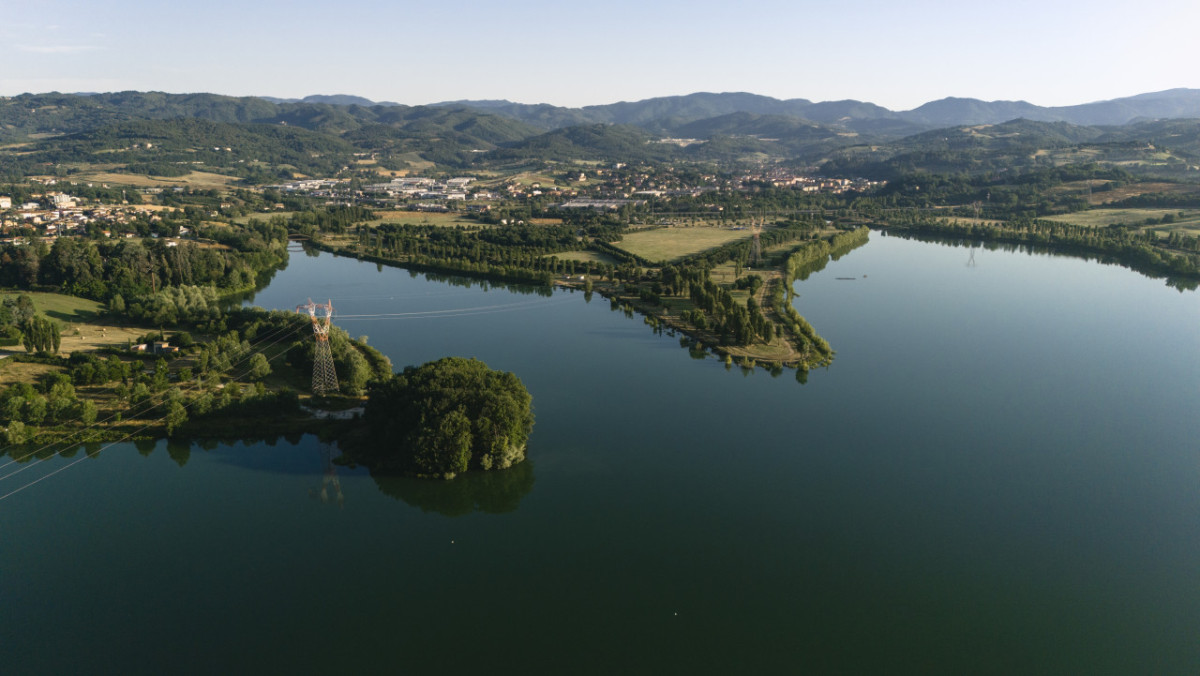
2, 235, 1197, 674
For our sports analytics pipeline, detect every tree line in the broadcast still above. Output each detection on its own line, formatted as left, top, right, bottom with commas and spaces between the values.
883, 215, 1200, 289
0, 224, 288, 302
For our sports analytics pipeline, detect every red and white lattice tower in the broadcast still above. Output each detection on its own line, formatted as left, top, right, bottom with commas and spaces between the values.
296, 298, 339, 395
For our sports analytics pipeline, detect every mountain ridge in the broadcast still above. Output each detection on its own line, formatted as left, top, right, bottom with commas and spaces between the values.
428, 88, 1200, 131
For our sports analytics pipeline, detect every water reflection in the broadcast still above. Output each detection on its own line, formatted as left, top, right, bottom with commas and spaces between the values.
311, 442, 344, 508
135, 438, 156, 457
72, 431, 530, 512
310, 244, 556, 298
883, 229, 1200, 291
369, 460, 535, 516
166, 439, 191, 467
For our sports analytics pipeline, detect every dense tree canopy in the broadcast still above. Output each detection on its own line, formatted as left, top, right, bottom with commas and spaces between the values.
357, 357, 533, 478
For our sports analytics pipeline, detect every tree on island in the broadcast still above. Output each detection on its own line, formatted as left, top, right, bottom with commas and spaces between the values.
354, 357, 534, 479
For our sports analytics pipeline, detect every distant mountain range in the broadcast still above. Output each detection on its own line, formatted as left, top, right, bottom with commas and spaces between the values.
258, 94, 402, 107
253, 89, 1200, 132
434, 89, 1200, 131
2, 89, 1199, 178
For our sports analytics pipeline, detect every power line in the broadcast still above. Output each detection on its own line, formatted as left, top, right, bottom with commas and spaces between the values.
0, 318, 305, 470
0, 328, 307, 503
0, 320, 308, 480
1, 291, 564, 464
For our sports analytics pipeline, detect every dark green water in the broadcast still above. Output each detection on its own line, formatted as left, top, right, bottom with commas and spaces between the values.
2, 235, 1197, 674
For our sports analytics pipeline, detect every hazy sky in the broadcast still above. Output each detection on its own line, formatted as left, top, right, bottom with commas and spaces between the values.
3, 0, 1197, 111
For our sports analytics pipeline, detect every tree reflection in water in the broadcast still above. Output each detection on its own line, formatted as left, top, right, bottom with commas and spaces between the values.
370, 459, 535, 517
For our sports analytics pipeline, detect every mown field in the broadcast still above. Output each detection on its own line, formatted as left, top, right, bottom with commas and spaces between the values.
612, 226, 752, 262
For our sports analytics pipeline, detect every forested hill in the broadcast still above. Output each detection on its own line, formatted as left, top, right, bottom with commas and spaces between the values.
3, 91, 1200, 178
0, 92, 538, 143
7, 88, 1199, 144
821, 118, 1200, 180
434, 89, 1200, 132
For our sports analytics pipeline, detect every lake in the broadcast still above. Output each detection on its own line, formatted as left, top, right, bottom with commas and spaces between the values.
2, 234, 1197, 674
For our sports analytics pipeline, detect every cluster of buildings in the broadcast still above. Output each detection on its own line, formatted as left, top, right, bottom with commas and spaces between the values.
361, 176, 476, 201
272, 179, 347, 198
0, 193, 179, 242
763, 175, 883, 193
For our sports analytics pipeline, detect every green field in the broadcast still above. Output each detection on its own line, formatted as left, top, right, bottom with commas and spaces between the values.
74, 169, 241, 190
0, 290, 148, 360
1044, 208, 1200, 236
383, 152, 436, 174
373, 211, 482, 227
548, 250, 619, 266
0, 291, 102, 323
612, 226, 752, 262
234, 211, 298, 224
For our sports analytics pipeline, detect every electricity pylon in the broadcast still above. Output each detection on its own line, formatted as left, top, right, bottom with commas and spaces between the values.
297, 298, 339, 395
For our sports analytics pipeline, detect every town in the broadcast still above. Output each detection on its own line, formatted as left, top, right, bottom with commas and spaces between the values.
0, 166, 882, 242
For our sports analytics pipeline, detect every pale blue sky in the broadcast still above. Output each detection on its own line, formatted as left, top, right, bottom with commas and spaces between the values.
3, 0, 1197, 111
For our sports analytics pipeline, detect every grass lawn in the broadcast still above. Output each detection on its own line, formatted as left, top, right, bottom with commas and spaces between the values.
613, 226, 752, 263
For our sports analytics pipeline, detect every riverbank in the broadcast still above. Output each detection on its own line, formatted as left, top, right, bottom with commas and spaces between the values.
299, 225, 870, 371
880, 217, 1200, 290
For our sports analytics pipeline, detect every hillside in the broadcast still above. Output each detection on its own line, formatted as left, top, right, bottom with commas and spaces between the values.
3, 90, 1200, 180
435, 89, 1200, 133
821, 118, 1200, 179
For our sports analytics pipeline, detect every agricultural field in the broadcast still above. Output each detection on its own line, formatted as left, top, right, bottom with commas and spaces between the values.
381, 153, 436, 175
73, 170, 241, 190
500, 170, 564, 188
53, 324, 148, 354
1, 291, 101, 323
1084, 181, 1200, 206
234, 211, 297, 224
0, 291, 146, 354
612, 225, 752, 262
548, 250, 619, 266
372, 211, 482, 227
0, 359, 61, 388
1043, 208, 1200, 234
